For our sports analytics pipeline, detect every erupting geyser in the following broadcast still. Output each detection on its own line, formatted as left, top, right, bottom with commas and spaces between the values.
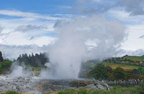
40, 16, 126, 79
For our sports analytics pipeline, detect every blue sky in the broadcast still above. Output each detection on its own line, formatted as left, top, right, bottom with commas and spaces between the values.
0, 0, 144, 59
0, 0, 74, 14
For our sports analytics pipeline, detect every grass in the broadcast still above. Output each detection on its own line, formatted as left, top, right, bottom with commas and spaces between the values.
58, 86, 140, 94
109, 63, 138, 70
103, 62, 138, 70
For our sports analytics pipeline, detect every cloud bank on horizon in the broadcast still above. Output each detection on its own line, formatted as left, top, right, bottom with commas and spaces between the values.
0, 0, 144, 59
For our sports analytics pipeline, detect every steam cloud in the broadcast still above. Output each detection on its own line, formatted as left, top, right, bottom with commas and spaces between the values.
40, 16, 126, 79
9, 62, 33, 79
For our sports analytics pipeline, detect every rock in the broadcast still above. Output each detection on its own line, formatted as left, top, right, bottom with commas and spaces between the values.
0, 76, 109, 93
38, 79, 109, 92
0, 76, 39, 93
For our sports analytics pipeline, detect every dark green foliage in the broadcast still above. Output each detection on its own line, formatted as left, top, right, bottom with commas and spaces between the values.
139, 81, 144, 94
5, 91, 19, 94
59, 89, 77, 94
134, 67, 144, 75
89, 63, 111, 80
0, 60, 13, 74
78, 89, 88, 94
0, 51, 13, 74
17, 53, 49, 67
113, 67, 127, 80
0, 51, 3, 62
88, 63, 128, 80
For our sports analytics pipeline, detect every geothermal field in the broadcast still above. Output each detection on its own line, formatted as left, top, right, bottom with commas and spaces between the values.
0, 72, 109, 93
0, 0, 144, 94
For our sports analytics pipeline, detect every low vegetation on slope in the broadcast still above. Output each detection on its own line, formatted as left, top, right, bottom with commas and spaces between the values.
58, 85, 144, 94
0, 60, 13, 74
3, 83, 144, 94
80, 55, 144, 80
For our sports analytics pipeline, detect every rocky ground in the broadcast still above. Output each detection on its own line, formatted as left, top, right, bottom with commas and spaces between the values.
0, 76, 109, 94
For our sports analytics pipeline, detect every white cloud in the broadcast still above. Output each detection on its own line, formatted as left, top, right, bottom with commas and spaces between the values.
0, 31, 56, 47
107, 9, 144, 24
121, 24, 144, 51
0, 10, 59, 20
0, 7, 144, 59
118, 0, 144, 15
0, 15, 56, 47
15, 25, 47, 32
120, 49, 144, 56
75, 0, 144, 15
106, 9, 144, 51
0, 44, 48, 59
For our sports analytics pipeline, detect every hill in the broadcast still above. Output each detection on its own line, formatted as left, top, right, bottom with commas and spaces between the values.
80, 55, 144, 80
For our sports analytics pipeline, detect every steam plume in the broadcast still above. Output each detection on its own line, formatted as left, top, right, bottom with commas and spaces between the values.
40, 16, 126, 79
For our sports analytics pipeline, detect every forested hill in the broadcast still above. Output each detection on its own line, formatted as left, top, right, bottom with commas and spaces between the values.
17, 53, 49, 67
80, 55, 144, 80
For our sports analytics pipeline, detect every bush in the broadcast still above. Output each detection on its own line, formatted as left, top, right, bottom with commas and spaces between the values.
111, 86, 139, 94
89, 64, 110, 80
134, 67, 144, 75
5, 91, 19, 94
138, 81, 144, 94
78, 89, 87, 94
113, 67, 127, 80
0, 60, 13, 74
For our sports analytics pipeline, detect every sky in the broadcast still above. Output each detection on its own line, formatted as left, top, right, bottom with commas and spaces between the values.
0, 0, 144, 59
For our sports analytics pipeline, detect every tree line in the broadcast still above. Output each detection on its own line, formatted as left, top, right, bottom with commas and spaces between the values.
17, 53, 49, 67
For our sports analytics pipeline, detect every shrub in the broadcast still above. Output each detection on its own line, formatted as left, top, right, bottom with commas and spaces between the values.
5, 91, 19, 94
78, 89, 87, 94
113, 67, 127, 80
134, 67, 144, 75
0, 60, 13, 74
89, 63, 109, 80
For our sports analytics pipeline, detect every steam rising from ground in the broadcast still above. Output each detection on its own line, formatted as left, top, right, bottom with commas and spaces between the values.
9, 62, 33, 79
40, 16, 126, 79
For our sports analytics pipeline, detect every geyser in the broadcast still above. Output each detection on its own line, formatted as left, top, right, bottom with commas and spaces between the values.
40, 16, 126, 79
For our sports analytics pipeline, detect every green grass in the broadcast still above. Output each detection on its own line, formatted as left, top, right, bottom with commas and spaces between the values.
58, 86, 140, 94
102, 62, 139, 70
5, 91, 19, 94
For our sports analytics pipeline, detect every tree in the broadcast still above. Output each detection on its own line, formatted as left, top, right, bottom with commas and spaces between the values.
89, 63, 109, 80
0, 51, 3, 62
113, 67, 127, 80
135, 67, 144, 75
17, 53, 49, 67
